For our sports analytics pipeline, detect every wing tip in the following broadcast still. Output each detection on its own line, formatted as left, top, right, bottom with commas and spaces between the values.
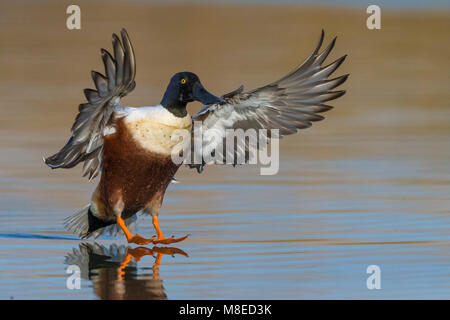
341, 73, 350, 83
329, 90, 346, 101
43, 155, 58, 169
112, 32, 120, 43
316, 29, 325, 52
100, 48, 111, 58
42, 156, 51, 167
329, 36, 337, 48
120, 28, 129, 37
120, 28, 132, 47
329, 54, 348, 71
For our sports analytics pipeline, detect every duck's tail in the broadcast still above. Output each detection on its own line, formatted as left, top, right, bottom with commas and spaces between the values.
64, 205, 137, 239
64, 205, 92, 238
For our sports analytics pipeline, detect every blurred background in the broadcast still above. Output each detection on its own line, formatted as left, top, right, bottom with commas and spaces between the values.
0, 0, 449, 299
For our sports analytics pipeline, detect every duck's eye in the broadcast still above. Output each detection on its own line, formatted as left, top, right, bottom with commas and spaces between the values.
180, 78, 186, 84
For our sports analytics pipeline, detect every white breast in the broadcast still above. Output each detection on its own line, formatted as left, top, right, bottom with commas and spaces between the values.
123, 105, 192, 155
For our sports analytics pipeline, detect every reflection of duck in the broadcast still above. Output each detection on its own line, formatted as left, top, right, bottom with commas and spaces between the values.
65, 243, 188, 300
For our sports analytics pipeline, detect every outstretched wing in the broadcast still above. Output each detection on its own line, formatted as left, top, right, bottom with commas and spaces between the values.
44, 29, 136, 180
189, 30, 348, 173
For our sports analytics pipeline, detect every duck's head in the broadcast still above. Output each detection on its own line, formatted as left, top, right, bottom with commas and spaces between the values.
160, 72, 225, 117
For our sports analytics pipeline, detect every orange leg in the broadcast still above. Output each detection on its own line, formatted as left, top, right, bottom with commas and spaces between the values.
118, 246, 188, 281
117, 216, 154, 245
151, 216, 189, 245
117, 253, 132, 281
153, 253, 162, 280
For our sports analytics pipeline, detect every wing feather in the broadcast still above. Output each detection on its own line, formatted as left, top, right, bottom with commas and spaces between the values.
189, 30, 348, 173
44, 29, 136, 180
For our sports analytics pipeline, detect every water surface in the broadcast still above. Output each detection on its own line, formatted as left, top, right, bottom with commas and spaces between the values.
0, 1, 449, 299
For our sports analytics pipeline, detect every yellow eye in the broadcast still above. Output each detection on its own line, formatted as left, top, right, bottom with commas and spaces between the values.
180, 78, 186, 84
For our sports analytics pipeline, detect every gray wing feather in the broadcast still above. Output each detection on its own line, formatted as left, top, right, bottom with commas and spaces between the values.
44, 29, 136, 180
190, 30, 348, 173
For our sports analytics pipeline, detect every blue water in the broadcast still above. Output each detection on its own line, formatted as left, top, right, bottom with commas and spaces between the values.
1, 126, 450, 299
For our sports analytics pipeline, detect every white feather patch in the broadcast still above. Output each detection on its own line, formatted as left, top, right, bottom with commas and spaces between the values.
103, 126, 117, 136
201, 104, 246, 157
123, 105, 192, 155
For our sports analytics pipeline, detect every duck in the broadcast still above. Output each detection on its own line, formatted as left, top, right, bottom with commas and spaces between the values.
45, 28, 348, 245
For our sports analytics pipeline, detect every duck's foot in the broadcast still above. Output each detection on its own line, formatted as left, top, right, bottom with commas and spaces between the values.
117, 216, 155, 245
152, 246, 189, 257
152, 234, 189, 245
127, 234, 155, 245
128, 246, 189, 261
127, 246, 153, 260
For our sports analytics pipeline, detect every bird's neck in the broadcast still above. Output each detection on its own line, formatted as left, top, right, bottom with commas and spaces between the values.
162, 103, 188, 118
160, 88, 188, 118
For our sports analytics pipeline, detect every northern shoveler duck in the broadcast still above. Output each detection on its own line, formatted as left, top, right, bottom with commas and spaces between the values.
45, 28, 348, 245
